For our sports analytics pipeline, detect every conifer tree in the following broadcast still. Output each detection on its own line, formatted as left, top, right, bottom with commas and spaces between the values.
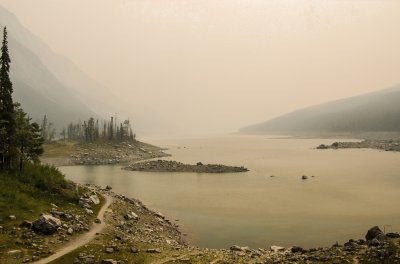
0, 27, 15, 169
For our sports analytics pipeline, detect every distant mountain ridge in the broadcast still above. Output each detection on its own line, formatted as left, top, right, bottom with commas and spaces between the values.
0, 5, 174, 135
239, 86, 400, 135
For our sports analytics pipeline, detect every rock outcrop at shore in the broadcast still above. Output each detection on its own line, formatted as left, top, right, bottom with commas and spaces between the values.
317, 139, 400, 152
70, 141, 170, 166
123, 160, 249, 173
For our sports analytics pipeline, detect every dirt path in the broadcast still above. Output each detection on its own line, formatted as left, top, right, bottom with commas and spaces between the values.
33, 195, 113, 264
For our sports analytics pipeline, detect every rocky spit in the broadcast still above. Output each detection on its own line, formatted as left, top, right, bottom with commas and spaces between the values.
317, 139, 400, 152
2, 183, 400, 263
123, 160, 249, 173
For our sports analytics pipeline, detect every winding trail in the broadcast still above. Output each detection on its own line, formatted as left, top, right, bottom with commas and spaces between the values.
34, 195, 113, 264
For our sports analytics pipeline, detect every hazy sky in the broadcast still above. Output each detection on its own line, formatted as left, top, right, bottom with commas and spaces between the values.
0, 0, 399, 134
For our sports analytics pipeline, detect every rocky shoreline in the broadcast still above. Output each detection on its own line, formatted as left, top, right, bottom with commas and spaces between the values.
317, 139, 400, 152
123, 160, 249, 173
3, 182, 400, 263
42, 141, 170, 167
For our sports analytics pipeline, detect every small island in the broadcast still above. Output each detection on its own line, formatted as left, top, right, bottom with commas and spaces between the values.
123, 160, 249, 173
317, 139, 400, 152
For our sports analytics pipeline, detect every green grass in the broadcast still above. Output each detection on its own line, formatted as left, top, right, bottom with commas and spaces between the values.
0, 163, 79, 245
42, 141, 77, 158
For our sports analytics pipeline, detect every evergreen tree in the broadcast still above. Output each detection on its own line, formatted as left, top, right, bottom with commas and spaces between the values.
41, 115, 48, 141
14, 103, 44, 172
0, 26, 15, 169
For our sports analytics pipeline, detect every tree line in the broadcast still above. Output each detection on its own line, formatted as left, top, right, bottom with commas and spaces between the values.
41, 115, 136, 143
0, 27, 43, 172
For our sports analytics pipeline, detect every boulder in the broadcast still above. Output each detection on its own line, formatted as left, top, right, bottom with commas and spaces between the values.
270, 245, 285, 252
102, 260, 118, 264
67, 227, 74, 235
365, 226, 383, 241
32, 214, 61, 234
155, 212, 165, 219
9, 215, 16, 220
386, 232, 400, 239
146, 248, 161, 253
89, 195, 100, 205
20, 220, 33, 228
7, 249, 22, 255
105, 247, 114, 254
50, 211, 65, 217
291, 246, 303, 253
124, 212, 139, 221
369, 238, 381, 247
230, 245, 244, 251
130, 247, 139, 253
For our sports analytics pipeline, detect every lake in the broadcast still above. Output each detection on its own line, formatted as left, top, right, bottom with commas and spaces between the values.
60, 135, 400, 249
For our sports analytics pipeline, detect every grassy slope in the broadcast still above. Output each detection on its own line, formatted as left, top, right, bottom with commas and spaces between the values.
0, 163, 105, 263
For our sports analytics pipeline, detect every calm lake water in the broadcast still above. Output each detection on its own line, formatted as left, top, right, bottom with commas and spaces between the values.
60, 135, 400, 249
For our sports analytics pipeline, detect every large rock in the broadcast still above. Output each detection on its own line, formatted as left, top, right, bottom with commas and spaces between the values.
270, 245, 285, 252
89, 195, 100, 205
124, 211, 139, 221
365, 226, 383, 241
32, 214, 62, 234
369, 238, 381, 247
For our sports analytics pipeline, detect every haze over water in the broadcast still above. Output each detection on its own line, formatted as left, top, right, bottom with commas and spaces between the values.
61, 136, 400, 249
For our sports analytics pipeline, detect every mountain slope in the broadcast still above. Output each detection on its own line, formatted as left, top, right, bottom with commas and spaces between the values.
0, 6, 99, 129
0, 5, 175, 135
240, 86, 400, 134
